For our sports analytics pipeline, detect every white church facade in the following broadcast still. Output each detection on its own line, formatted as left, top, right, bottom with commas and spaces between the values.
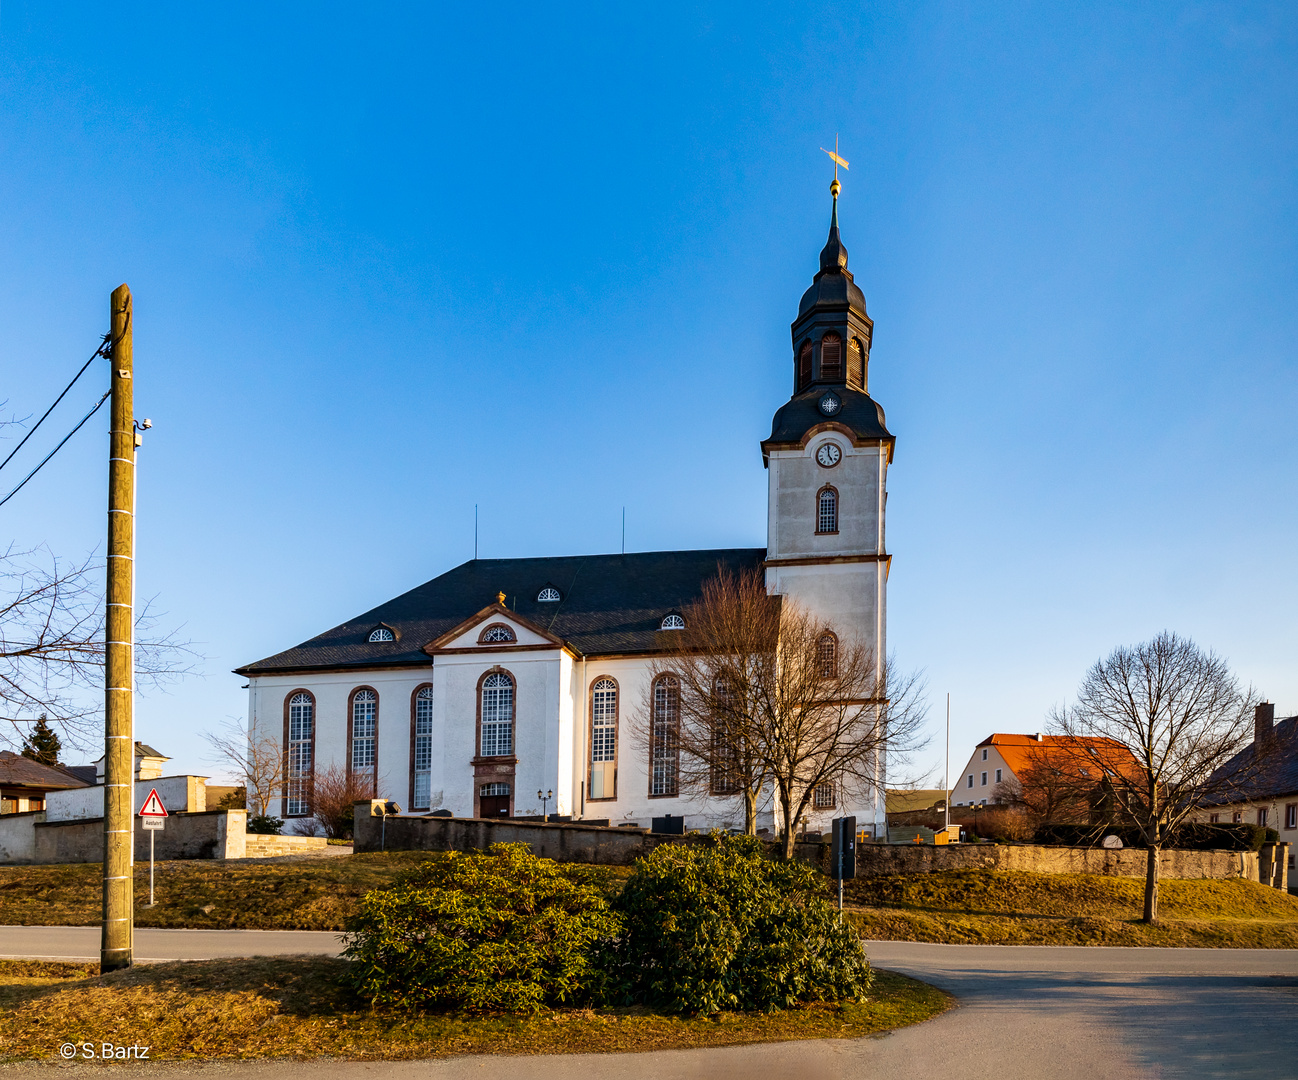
238, 187, 896, 836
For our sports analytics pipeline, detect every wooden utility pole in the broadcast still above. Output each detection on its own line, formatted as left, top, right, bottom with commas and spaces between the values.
102, 283, 135, 973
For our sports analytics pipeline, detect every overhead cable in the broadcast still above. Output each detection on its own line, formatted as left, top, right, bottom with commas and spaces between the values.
0, 389, 111, 510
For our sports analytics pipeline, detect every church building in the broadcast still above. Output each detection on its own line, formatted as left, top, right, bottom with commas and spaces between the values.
237, 183, 896, 836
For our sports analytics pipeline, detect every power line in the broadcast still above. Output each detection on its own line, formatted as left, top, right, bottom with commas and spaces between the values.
0, 389, 111, 510
0, 335, 111, 476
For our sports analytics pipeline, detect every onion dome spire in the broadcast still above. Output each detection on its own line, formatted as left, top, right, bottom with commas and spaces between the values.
820, 176, 849, 272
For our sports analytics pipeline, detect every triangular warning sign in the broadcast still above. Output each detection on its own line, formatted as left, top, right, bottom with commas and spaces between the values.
138, 788, 168, 817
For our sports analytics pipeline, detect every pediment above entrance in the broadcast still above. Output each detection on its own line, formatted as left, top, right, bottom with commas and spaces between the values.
424, 602, 566, 656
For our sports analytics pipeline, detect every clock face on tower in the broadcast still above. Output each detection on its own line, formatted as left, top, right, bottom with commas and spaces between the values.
816, 442, 842, 468
818, 391, 841, 416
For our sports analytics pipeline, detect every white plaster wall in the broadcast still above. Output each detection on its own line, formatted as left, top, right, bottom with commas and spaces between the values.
45, 776, 199, 822
952, 744, 1015, 805
766, 438, 886, 560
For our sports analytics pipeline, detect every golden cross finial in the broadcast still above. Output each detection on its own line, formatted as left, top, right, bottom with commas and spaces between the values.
820, 135, 849, 198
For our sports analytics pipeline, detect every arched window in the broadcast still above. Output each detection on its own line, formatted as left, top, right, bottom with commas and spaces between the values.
710, 677, 741, 796
797, 340, 813, 391
817, 486, 838, 534
651, 675, 680, 796
412, 684, 434, 810
847, 338, 865, 391
660, 613, 685, 631
480, 624, 517, 644
285, 691, 314, 817
818, 632, 838, 679
480, 672, 514, 757
367, 627, 395, 642
589, 677, 618, 800
537, 586, 561, 602
820, 332, 842, 381
350, 689, 377, 795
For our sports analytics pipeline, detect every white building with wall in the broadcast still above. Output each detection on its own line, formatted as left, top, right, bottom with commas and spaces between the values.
238, 188, 896, 837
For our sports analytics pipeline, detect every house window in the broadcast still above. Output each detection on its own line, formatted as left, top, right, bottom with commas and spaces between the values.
982, 749, 988, 761
1258, 807, 1269, 827
480, 672, 514, 757
660, 613, 685, 631
286, 691, 314, 816
650, 675, 680, 796
1287, 804, 1296, 830
847, 338, 865, 390
351, 689, 377, 793
816, 487, 838, 534
817, 632, 838, 678
1232, 812, 1242, 824
1209, 814, 1219, 824
537, 586, 561, 602
820, 332, 842, 381
967, 774, 974, 789
412, 685, 434, 810
995, 769, 1002, 783
480, 624, 516, 644
981, 772, 987, 786
813, 782, 835, 809
589, 678, 617, 800
367, 627, 395, 642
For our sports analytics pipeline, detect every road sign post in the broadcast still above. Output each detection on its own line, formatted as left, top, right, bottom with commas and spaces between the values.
138, 790, 168, 908
831, 815, 857, 914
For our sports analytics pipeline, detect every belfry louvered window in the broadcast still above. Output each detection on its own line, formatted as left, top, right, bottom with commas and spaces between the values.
820, 332, 842, 381
847, 338, 864, 390
817, 487, 838, 534
798, 340, 813, 391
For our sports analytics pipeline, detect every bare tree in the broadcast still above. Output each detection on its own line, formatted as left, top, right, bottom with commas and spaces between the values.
1, 543, 199, 750
992, 738, 1134, 830
1053, 631, 1264, 923
202, 716, 288, 821
308, 762, 376, 840
645, 566, 929, 858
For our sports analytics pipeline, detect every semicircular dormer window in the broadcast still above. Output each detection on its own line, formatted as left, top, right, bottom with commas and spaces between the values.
660, 613, 686, 631
480, 624, 517, 644
537, 586, 561, 602
367, 627, 395, 643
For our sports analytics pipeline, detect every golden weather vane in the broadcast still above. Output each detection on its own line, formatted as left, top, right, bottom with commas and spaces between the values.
820, 134, 849, 198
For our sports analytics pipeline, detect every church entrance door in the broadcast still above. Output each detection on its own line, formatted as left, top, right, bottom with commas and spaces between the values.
479, 782, 511, 818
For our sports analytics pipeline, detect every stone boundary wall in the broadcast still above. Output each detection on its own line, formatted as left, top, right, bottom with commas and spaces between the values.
353, 810, 824, 866
243, 834, 328, 858
0, 810, 248, 865
355, 808, 1258, 882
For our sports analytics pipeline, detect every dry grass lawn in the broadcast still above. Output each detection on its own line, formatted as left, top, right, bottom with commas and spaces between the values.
848, 869, 1298, 947
0, 958, 949, 1063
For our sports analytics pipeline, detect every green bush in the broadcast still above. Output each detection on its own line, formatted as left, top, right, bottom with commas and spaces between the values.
1033, 822, 1274, 851
246, 814, 282, 835
602, 833, 872, 1014
342, 843, 618, 1012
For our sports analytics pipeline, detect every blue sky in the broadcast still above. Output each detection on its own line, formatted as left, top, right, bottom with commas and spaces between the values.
2, 2, 1295, 785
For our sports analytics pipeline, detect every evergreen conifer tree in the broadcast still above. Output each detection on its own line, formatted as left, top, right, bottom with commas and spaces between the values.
21, 715, 61, 766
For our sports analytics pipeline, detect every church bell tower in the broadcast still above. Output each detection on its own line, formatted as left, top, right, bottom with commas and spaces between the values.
761, 177, 894, 696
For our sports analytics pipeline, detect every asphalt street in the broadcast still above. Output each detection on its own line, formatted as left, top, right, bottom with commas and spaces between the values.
3, 929, 1295, 1078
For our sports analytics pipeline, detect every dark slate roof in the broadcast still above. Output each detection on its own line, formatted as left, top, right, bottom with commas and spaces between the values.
1204, 715, 1298, 803
237, 548, 768, 675
0, 751, 90, 791
59, 764, 98, 785
764, 386, 893, 452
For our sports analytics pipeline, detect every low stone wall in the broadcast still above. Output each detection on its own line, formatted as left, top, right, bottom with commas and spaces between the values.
15, 810, 246, 865
854, 841, 1258, 881
243, 834, 328, 858
354, 807, 1258, 882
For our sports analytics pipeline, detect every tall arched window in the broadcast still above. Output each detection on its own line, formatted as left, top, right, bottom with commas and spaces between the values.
817, 486, 838, 534
350, 688, 378, 796
285, 691, 314, 817
847, 338, 865, 390
412, 684, 434, 810
651, 675, 680, 797
710, 678, 741, 796
818, 632, 838, 679
589, 677, 618, 800
820, 332, 842, 381
797, 340, 813, 391
480, 672, 514, 757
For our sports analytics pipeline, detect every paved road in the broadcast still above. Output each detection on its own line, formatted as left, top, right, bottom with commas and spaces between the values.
0, 925, 344, 962
3, 930, 1296, 1078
